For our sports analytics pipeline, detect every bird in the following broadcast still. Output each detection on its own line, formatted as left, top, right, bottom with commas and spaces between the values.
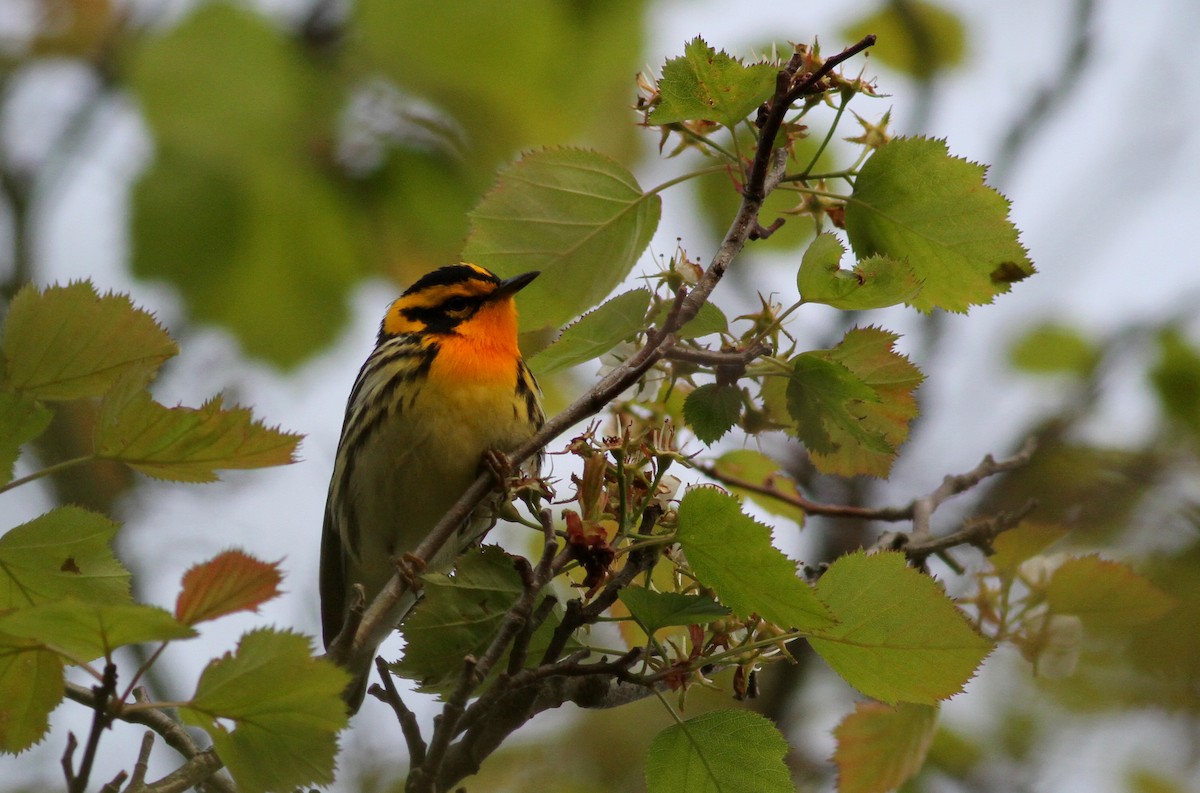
320, 262, 544, 712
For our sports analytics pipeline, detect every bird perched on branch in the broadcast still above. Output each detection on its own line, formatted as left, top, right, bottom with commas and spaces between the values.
320, 263, 544, 712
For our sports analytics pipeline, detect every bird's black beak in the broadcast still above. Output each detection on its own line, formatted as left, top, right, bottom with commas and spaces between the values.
492, 271, 540, 300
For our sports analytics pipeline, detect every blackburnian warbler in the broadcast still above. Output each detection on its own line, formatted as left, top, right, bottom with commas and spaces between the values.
320, 263, 544, 711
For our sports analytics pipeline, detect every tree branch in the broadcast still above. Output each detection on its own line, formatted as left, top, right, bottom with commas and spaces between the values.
337, 37, 879, 689
63, 683, 234, 793
698, 438, 1037, 533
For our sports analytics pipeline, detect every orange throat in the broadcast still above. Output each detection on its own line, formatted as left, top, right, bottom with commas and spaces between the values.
429, 299, 522, 384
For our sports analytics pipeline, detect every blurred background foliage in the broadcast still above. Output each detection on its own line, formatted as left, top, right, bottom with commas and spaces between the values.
2, 0, 1199, 791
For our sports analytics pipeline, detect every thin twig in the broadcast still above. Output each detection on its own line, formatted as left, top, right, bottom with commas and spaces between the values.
126, 731, 156, 791
698, 438, 1037, 531
64, 683, 235, 793
338, 37, 879, 682
368, 656, 427, 766
69, 662, 119, 793
664, 341, 770, 368
886, 499, 1039, 564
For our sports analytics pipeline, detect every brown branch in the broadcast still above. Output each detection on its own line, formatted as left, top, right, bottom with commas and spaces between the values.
63, 683, 234, 793
746, 35, 878, 203
334, 36, 879, 790
409, 510, 565, 793
882, 499, 1039, 565
697, 438, 1037, 530
66, 662, 118, 793
368, 656, 427, 766
664, 341, 770, 368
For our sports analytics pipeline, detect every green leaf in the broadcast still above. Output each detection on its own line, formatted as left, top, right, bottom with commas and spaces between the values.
832, 701, 939, 793
0, 507, 131, 610
1, 281, 177, 400
683, 384, 743, 445
711, 449, 805, 524
988, 522, 1069, 580
0, 633, 64, 754
1046, 555, 1176, 631
463, 147, 661, 334
396, 546, 567, 693
675, 488, 832, 631
0, 600, 195, 663
529, 288, 651, 376
128, 5, 360, 366
95, 371, 301, 482
618, 588, 729, 636
181, 629, 349, 793
809, 551, 992, 704
783, 353, 885, 456
1150, 329, 1200, 439
650, 37, 778, 127
842, 1, 966, 78
845, 137, 1034, 313
645, 709, 793, 793
1009, 323, 1097, 376
356, 0, 645, 165
677, 301, 729, 340
797, 233, 922, 310
807, 327, 924, 477
0, 392, 52, 486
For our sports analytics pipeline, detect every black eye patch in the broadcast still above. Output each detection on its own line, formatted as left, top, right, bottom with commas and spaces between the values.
441, 296, 473, 312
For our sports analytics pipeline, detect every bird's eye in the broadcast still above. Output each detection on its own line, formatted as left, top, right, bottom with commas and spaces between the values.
442, 296, 471, 313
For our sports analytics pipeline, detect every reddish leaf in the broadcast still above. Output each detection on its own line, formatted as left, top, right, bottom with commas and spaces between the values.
176, 550, 283, 625
833, 701, 938, 793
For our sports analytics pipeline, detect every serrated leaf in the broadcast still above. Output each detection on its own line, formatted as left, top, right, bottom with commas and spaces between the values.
675, 488, 832, 631
1009, 323, 1097, 376
650, 37, 777, 127
0, 507, 131, 609
832, 701, 938, 793
809, 551, 992, 704
797, 233, 922, 310
845, 137, 1034, 313
0, 392, 53, 486
988, 522, 1069, 580
1, 282, 177, 400
618, 588, 729, 637
396, 545, 567, 694
1046, 555, 1176, 630
463, 147, 661, 334
784, 353, 884, 456
95, 370, 301, 482
677, 301, 729, 339
0, 633, 64, 754
0, 600, 195, 663
645, 709, 793, 793
181, 629, 348, 793
529, 288, 651, 376
712, 449, 805, 524
176, 550, 283, 625
808, 327, 924, 477
683, 384, 743, 445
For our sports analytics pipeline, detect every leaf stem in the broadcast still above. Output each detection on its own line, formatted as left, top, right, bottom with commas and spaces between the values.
798, 92, 850, 179
646, 164, 730, 196
0, 455, 95, 496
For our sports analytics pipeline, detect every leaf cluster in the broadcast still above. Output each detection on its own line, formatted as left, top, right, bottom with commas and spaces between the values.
0, 285, 348, 792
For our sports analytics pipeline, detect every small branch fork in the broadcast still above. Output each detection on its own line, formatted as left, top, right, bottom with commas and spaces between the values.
330, 34, 881, 683
63, 683, 233, 793
699, 438, 1039, 566
323, 35, 880, 793
369, 509, 660, 793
